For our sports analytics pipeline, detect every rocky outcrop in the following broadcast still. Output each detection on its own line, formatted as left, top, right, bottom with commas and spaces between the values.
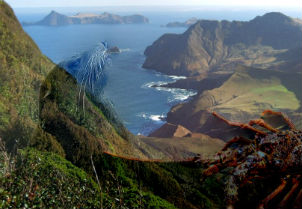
149, 123, 192, 138
107, 46, 121, 53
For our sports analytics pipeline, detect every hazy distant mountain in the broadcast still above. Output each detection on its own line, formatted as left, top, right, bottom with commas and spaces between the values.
143, 12, 302, 76
23, 10, 149, 26
165, 18, 198, 27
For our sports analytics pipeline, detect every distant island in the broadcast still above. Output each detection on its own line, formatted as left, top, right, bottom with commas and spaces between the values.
165, 17, 198, 27
23, 10, 149, 26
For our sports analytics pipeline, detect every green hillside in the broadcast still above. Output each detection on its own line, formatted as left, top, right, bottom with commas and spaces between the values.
0, 0, 53, 144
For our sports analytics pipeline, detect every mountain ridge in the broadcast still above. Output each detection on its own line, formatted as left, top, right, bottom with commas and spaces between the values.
143, 12, 302, 76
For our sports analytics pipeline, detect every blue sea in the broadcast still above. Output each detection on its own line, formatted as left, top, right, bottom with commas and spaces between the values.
14, 7, 301, 135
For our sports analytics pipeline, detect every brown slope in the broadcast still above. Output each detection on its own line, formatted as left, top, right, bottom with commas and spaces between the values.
140, 134, 225, 160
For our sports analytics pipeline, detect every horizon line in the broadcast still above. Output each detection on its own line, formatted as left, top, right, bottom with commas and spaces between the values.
11, 5, 302, 10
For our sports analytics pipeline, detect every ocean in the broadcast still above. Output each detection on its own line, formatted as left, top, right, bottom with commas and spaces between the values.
14, 7, 301, 135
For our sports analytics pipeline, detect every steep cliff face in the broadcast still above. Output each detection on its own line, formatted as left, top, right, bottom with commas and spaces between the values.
143, 12, 302, 76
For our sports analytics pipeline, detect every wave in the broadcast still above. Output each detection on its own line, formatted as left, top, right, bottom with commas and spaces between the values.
142, 80, 197, 103
155, 87, 197, 102
168, 75, 187, 80
143, 75, 187, 88
167, 89, 197, 102
137, 113, 166, 122
141, 81, 169, 89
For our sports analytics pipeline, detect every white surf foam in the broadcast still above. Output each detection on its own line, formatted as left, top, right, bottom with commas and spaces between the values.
142, 79, 197, 103
137, 113, 165, 122
168, 75, 187, 80
142, 81, 169, 89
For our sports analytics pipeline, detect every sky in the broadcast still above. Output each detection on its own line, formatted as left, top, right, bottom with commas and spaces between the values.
5, 0, 302, 8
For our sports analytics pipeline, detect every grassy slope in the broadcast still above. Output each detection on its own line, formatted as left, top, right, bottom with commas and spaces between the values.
0, 148, 102, 209
209, 68, 300, 118
39, 65, 148, 162
38, 66, 225, 208
140, 135, 225, 160
0, 1, 53, 148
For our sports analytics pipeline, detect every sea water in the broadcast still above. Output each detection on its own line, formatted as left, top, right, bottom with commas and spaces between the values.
18, 18, 191, 135
15, 8, 301, 135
